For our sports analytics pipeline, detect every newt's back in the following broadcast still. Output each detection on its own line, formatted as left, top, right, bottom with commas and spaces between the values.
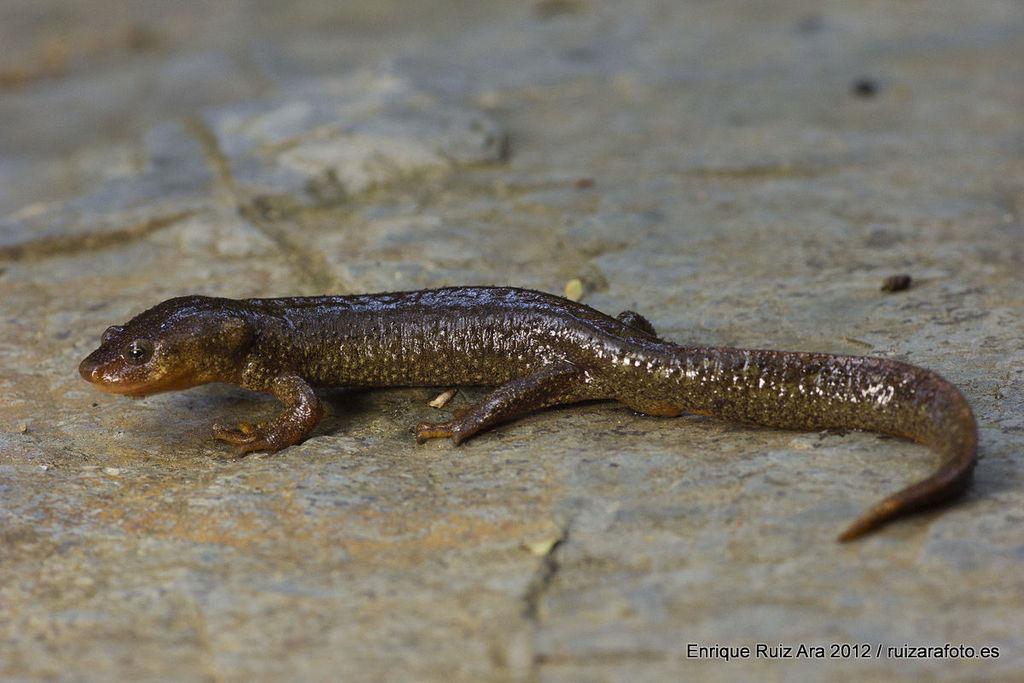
245, 287, 640, 387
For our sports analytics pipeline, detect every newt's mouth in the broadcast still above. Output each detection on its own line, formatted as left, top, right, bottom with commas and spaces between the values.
79, 358, 144, 396
78, 356, 192, 397
79, 356, 112, 386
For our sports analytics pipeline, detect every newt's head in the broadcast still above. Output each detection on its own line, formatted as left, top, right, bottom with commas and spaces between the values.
79, 296, 252, 397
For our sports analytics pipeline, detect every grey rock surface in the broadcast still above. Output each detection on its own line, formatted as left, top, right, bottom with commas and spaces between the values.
2, 1, 1022, 681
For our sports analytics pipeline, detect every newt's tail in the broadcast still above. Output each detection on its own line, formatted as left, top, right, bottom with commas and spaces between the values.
834, 384, 977, 541
646, 346, 978, 541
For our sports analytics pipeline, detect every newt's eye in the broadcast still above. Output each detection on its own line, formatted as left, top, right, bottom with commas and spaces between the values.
122, 340, 154, 364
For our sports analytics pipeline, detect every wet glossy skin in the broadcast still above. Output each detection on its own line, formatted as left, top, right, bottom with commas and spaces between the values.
79, 286, 977, 541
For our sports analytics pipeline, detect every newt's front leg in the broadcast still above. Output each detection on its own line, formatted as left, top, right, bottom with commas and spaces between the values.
213, 374, 323, 453
415, 361, 598, 445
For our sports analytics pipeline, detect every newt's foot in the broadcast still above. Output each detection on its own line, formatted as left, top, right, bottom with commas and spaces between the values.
414, 419, 471, 445
415, 406, 475, 444
212, 422, 258, 442
212, 422, 285, 454
212, 421, 260, 443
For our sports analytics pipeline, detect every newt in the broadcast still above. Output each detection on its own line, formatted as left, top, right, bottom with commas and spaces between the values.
78, 286, 977, 541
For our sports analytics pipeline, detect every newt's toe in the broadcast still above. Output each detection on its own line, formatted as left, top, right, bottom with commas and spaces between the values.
414, 420, 456, 444
213, 422, 260, 444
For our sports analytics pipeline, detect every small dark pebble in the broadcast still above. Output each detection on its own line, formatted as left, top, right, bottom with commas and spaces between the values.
881, 274, 912, 292
852, 77, 879, 98
573, 177, 595, 189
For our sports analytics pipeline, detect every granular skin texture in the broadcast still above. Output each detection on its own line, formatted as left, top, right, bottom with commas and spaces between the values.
79, 286, 978, 541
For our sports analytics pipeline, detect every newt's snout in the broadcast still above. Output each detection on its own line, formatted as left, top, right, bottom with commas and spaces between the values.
79, 357, 101, 384
78, 353, 123, 391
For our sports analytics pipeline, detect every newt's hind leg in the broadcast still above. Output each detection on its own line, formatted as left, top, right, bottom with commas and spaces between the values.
415, 361, 599, 445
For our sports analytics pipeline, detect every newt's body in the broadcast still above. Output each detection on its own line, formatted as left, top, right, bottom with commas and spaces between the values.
79, 286, 977, 541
